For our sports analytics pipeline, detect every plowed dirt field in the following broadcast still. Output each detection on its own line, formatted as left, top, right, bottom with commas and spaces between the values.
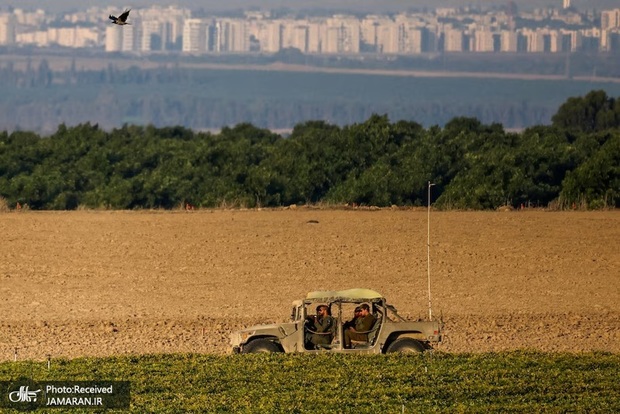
1, 209, 618, 360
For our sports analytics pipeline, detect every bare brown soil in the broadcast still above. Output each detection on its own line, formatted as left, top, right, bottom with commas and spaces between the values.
1, 209, 618, 361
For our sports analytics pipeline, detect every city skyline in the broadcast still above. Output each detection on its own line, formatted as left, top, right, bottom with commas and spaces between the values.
2, 0, 620, 14
1, 0, 618, 134
2, 4, 619, 55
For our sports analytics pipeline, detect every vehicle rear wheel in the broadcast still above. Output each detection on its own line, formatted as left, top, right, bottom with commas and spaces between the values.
386, 338, 426, 353
242, 339, 282, 353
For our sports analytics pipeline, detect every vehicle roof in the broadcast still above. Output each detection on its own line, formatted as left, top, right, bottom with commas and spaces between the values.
305, 288, 384, 301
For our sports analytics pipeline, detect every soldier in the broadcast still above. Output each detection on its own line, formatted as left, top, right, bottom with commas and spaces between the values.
343, 306, 362, 330
344, 303, 376, 349
306, 305, 334, 348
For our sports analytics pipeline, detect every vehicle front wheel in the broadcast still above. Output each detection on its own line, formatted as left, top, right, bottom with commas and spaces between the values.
242, 339, 282, 353
386, 338, 426, 353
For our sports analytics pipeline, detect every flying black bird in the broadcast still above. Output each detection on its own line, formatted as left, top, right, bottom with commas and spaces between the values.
109, 9, 131, 25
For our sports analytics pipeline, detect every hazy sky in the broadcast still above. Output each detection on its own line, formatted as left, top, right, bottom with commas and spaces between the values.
2, 0, 618, 14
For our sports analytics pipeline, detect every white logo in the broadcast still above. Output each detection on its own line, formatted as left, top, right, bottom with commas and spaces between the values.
8, 385, 41, 403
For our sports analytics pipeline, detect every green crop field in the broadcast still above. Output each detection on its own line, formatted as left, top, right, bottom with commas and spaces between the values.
1, 352, 618, 413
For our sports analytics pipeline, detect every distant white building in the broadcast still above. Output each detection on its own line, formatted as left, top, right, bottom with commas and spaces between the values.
361, 15, 392, 52
500, 30, 518, 52
363, 18, 395, 54
444, 28, 464, 52
324, 16, 360, 54
215, 19, 249, 53
121, 25, 136, 52
16, 30, 49, 47
280, 20, 309, 53
601, 9, 620, 31
141, 20, 164, 51
408, 28, 427, 54
395, 14, 431, 54
139, 6, 190, 49
0, 13, 16, 45
307, 20, 326, 53
547, 30, 563, 52
522, 29, 545, 52
474, 29, 495, 52
182, 18, 206, 53
254, 19, 281, 53
105, 25, 122, 52
48, 27, 99, 48
13, 8, 47, 26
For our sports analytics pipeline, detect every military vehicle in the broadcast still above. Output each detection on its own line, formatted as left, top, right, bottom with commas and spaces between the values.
231, 288, 442, 354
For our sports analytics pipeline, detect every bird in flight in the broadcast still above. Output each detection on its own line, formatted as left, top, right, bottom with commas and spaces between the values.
109, 9, 131, 25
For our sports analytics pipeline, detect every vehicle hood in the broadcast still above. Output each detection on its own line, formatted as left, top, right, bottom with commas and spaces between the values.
236, 323, 282, 333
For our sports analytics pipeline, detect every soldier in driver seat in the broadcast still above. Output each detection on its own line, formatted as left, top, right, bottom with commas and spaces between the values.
305, 305, 334, 349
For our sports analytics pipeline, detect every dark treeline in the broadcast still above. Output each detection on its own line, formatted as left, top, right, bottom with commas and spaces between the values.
1, 90, 618, 210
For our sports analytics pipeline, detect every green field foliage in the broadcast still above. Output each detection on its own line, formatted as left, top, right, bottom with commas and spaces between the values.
1, 352, 619, 413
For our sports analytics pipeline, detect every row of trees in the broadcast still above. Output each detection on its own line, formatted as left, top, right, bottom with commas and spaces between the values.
1, 90, 618, 210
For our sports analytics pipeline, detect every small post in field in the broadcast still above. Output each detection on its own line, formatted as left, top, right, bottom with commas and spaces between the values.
427, 181, 435, 321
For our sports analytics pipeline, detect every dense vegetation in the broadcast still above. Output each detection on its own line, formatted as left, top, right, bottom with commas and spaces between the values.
1, 352, 618, 412
0, 90, 618, 210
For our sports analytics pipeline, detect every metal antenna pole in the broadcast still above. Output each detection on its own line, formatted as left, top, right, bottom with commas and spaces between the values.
427, 181, 435, 321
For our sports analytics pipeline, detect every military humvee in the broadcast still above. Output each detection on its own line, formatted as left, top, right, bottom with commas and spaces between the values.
231, 288, 442, 354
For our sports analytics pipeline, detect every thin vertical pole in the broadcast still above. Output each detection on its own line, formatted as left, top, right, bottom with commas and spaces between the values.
427, 181, 434, 321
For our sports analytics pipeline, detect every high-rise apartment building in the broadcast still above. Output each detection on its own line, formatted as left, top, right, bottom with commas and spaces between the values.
141, 20, 164, 51
256, 20, 282, 53
324, 16, 360, 54
280, 19, 308, 52
139, 6, 190, 49
601, 9, 620, 30
307, 21, 326, 53
48, 27, 98, 48
361, 15, 393, 51
600, 9, 619, 51
0, 13, 16, 45
225, 19, 250, 52
547, 30, 563, 52
444, 28, 464, 52
105, 25, 122, 52
500, 30, 518, 52
522, 29, 545, 52
182, 19, 206, 53
474, 29, 496, 52
377, 22, 399, 54
121, 25, 136, 52
404, 27, 425, 54
212, 19, 249, 53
